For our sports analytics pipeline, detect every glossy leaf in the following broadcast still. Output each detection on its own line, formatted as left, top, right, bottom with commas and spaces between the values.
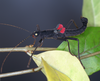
57, 27, 100, 75
31, 50, 90, 81
82, 0, 100, 27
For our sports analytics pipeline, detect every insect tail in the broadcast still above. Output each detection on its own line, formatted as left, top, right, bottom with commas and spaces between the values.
0, 35, 31, 73
0, 23, 32, 34
80, 17, 88, 26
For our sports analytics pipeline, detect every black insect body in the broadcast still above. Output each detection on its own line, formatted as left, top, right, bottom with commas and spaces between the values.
0, 17, 88, 72
27, 17, 88, 67
32, 17, 87, 39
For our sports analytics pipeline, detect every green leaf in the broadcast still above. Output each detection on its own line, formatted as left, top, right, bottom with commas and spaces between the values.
82, 0, 100, 27
41, 58, 72, 81
31, 50, 90, 81
57, 27, 100, 75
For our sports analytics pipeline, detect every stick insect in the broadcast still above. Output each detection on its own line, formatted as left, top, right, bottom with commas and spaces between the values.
0, 17, 88, 73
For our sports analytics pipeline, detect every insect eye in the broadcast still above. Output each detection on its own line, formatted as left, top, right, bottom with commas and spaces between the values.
35, 33, 38, 36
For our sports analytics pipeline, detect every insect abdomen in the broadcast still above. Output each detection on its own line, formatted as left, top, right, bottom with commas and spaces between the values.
65, 17, 88, 37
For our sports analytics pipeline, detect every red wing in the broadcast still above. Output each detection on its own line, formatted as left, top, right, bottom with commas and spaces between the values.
56, 24, 65, 34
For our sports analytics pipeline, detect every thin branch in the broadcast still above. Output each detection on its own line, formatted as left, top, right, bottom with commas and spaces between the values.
80, 51, 100, 59
0, 47, 56, 52
0, 46, 100, 60
0, 47, 100, 78
0, 66, 43, 78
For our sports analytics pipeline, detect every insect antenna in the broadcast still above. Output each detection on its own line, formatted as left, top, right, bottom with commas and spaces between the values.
36, 24, 40, 31
0, 23, 32, 34
0, 35, 31, 73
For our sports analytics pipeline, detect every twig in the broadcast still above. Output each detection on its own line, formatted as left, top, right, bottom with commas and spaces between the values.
0, 47, 100, 78
0, 47, 100, 60
0, 47, 56, 52
80, 51, 100, 59
0, 66, 43, 78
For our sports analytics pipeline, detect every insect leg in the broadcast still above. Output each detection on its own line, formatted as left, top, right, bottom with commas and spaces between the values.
56, 38, 79, 58
56, 38, 71, 53
65, 38, 84, 68
66, 39, 71, 53
56, 37, 84, 67
27, 38, 44, 68
65, 38, 80, 59
65, 19, 78, 29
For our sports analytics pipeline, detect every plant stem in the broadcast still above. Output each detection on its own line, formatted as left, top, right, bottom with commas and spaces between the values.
0, 47, 100, 59
0, 47, 56, 52
80, 51, 100, 59
0, 47, 100, 78
0, 66, 43, 78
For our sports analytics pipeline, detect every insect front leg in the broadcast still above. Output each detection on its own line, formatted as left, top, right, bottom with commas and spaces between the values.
38, 38, 44, 47
56, 38, 72, 54
27, 38, 44, 68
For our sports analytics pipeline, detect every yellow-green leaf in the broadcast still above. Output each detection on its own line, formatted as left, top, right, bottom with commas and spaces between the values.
41, 58, 71, 81
82, 0, 100, 27
29, 50, 90, 81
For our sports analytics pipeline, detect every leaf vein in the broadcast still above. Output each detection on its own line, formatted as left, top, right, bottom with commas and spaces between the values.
91, 0, 95, 26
